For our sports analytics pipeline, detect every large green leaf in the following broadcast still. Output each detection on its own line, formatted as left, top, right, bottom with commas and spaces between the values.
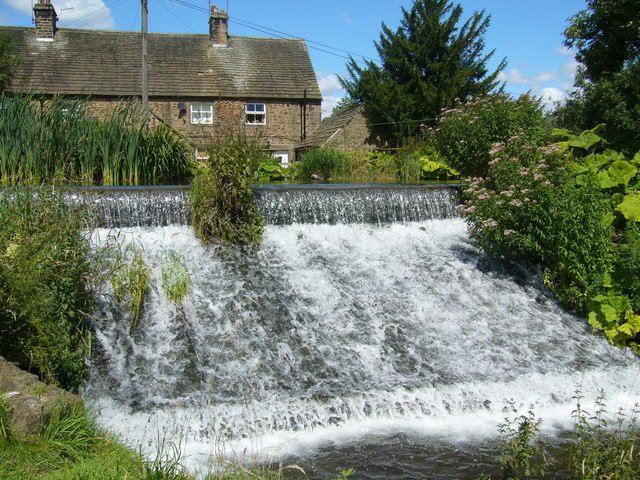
617, 192, 640, 221
596, 160, 637, 188
618, 311, 640, 338
568, 131, 603, 150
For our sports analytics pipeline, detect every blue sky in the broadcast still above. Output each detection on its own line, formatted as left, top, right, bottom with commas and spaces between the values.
1, 0, 586, 117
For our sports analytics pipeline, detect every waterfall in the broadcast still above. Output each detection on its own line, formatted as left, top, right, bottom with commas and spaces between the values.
81, 187, 640, 478
61, 184, 459, 227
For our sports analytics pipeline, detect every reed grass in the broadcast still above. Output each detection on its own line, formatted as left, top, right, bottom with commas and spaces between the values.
0, 394, 11, 441
161, 250, 191, 307
110, 243, 151, 334
0, 93, 194, 186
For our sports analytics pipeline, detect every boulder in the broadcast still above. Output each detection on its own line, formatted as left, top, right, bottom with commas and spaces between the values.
0, 355, 80, 439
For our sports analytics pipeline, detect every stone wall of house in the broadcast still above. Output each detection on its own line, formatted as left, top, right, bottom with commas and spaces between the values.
324, 112, 372, 151
84, 98, 321, 157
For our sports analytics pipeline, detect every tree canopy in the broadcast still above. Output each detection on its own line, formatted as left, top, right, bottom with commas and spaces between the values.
564, 0, 640, 82
556, 0, 640, 152
339, 0, 505, 146
0, 33, 20, 93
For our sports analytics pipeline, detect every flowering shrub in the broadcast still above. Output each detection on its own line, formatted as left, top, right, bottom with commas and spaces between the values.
462, 129, 640, 349
432, 94, 550, 177
461, 135, 613, 313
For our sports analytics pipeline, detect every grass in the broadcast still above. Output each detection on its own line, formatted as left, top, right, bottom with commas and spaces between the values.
111, 243, 151, 334
0, 189, 94, 390
161, 250, 191, 307
0, 93, 194, 186
0, 401, 304, 480
489, 389, 640, 480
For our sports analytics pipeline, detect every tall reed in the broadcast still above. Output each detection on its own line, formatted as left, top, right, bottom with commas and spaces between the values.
0, 93, 194, 186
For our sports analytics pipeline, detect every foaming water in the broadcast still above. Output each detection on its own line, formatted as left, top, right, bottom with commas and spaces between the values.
84, 219, 640, 477
59, 184, 458, 227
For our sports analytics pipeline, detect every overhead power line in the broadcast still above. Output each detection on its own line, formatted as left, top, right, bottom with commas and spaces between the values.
165, 0, 375, 65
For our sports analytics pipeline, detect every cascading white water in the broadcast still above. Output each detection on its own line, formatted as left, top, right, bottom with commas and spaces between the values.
84, 214, 640, 477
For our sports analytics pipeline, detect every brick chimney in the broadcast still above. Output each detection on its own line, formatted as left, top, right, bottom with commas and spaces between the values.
34, 0, 58, 41
209, 5, 228, 46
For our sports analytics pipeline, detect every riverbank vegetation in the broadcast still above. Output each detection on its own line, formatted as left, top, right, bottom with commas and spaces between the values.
0, 191, 94, 391
0, 94, 193, 186
190, 131, 265, 246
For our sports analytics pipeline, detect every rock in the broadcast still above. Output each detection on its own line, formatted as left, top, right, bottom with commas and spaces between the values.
0, 355, 80, 439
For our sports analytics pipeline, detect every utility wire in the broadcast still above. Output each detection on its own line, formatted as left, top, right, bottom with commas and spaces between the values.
63, 0, 127, 29
157, 0, 199, 33
165, 0, 375, 65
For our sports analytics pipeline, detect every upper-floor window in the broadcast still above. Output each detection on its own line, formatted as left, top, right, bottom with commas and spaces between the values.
190, 102, 213, 124
246, 103, 266, 125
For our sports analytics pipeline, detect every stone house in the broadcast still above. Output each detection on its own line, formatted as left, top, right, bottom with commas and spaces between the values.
299, 104, 373, 156
1, 0, 322, 165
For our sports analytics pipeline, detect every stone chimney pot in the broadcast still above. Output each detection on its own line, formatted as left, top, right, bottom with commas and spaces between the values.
34, 1, 58, 41
209, 4, 229, 47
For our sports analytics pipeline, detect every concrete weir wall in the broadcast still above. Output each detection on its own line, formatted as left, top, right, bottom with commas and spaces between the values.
0, 355, 80, 439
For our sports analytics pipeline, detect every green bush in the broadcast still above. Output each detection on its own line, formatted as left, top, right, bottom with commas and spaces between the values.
461, 136, 613, 314
462, 128, 640, 348
297, 148, 349, 180
111, 244, 150, 334
190, 132, 265, 246
432, 94, 550, 177
0, 190, 94, 390
344, 150, 396, 182
256, 159, 287, 183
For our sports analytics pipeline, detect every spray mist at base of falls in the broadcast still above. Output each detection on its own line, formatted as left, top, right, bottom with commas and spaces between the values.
84, 219, 640, 478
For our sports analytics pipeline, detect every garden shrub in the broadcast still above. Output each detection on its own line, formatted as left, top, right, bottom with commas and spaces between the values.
190, 132, 265, 246
462, 128, 640, 348
256, 158, 288, 183
0, 190, 94, 390
297, 148, 349, 180
432, 94, 550, 177
461, 135, 613, 314
346, 150, 396, 182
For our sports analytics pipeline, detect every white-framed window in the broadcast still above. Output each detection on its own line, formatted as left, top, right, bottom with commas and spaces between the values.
272, 150, 289, 167
245, 103, 266, 125
194, 148, 209, 161
190, 102, 213, 124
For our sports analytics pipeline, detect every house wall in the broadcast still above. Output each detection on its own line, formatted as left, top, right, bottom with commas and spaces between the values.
324, 112, 372, 151
85, 97, 321, 157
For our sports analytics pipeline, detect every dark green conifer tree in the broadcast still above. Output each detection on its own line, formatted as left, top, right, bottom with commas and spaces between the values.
340, 0, 506, 145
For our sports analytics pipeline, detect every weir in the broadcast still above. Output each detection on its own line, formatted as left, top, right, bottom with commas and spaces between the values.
82, 186, 640, 479
62, 184, 460, 227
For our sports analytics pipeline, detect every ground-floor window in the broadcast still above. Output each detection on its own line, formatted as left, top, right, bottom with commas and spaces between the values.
271, 150, 289, 167
190, 102, 213, 124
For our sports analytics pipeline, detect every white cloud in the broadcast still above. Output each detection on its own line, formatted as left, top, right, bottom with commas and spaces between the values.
562, 59, 579, 77
4, 0, 115, 29
555, 46, 573, 57
533, 71, 557, 82
321, 95, 344, 119
340, 11, 353, 25
538, 87, 566, 109
318, 74, 345, 96
3, 0, 31, 16
498, 68, 529, 85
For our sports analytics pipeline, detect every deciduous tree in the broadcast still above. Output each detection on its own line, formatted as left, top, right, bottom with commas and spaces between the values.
556, 0, 640, 152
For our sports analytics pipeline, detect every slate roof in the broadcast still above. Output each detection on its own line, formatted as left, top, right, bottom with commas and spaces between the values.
302, 104, 365, 147
1, 27, 322, 101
